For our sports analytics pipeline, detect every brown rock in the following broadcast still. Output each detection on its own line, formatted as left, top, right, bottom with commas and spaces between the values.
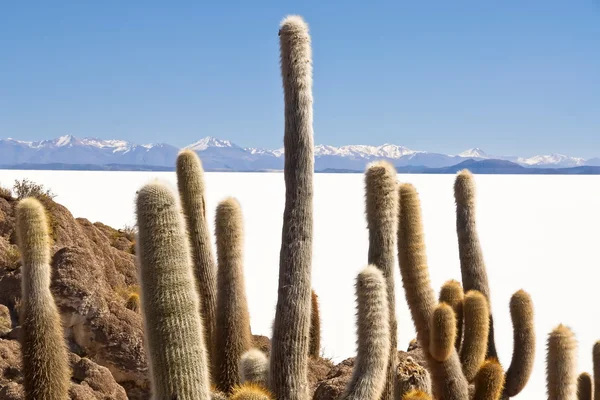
0, 196, 148, 398
251, 334, 271, 356
0, 382, 23, 400
0, 306, 12, 337
70, 353, 128, 399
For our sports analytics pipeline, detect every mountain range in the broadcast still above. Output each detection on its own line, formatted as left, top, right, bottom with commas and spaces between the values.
1, 135, 599, 173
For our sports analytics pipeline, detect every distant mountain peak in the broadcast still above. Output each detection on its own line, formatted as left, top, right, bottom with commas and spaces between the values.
459, 148, 488, 158
186, 136, 235, 151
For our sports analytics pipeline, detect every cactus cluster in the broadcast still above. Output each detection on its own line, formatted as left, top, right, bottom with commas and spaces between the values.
10, 12, 600, 400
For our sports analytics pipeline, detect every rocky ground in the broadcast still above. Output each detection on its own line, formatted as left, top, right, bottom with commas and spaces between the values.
0, 192, 426, 399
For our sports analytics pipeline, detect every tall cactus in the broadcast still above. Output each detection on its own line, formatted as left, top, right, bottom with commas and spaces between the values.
269, 14, 314, 400
396, 183, 469, 400
16, 197, 71, 400
176, 149, 218, 368
472, 359, 505, 400
546, 324, 578, 400
135, 180, 211, 399
460, 290, 490, 382
214, 197, 252, 393
365, 160, 399, 400
454, 170, 535, 398
438, 280, 464, 351
453, 169, 496, 358
340, 265, 390, 400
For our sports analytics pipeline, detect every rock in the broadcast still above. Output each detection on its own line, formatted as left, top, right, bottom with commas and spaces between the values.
0, 306, 11, 337
251, 334, 271, 356
0, 338, 128, 399
0, 382, 23, 400
0, 196, 147, 398
70, 353, 128, 399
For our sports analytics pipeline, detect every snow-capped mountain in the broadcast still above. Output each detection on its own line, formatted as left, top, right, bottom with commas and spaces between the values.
0, 134, 595, 171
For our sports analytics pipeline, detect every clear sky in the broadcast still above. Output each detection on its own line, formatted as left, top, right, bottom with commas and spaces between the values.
1, 1, 599, 157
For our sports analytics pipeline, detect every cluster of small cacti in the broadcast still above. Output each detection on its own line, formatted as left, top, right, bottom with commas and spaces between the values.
9, 13, 600, 400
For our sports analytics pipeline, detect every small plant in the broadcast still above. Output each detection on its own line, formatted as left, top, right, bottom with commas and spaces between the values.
4, 245, 21, 271
126, 293, 140, 312
13, 179, 56, 201
0, 184, 12, 200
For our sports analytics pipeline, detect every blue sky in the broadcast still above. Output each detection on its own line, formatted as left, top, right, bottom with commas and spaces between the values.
1, 1, 599, 157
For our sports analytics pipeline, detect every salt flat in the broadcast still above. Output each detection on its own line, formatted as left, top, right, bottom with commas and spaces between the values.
1, 169, 599, 398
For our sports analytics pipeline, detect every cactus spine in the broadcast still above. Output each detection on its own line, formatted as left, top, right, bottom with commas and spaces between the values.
546, 324, 578, 400
438, 280, 464, 351
214, 197, 252, 393
396, 183, 469, 400
459, 290, 490, 382
269, 14, 314, 400
365, 160, 399, 400
16, 197, 71, 400
309, 289, 321, 358
231, 383, 273, 400
176, 149, 218, 369
402, 390, 432, 400
135, 181, 210, 399
240, 349, 269, 388
340, 265, 390, 400
577, 373, 592, 400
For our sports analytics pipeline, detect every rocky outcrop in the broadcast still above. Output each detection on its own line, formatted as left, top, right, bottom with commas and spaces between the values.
0, 195, 146, 398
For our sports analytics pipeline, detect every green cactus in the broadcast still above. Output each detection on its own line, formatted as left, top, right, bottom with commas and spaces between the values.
459, 290, 490, 382
268, 14, 314, 400
176, 149, 218, 369
365, 160, 400, 400
546, 324, 577, 400
430, 303, 456, 363
16, 197, 71, 400
472, 359, 505, 400
396, 183, 469, 400
135, 180, 210, 399
340, 265, 390, 400
240, 349, 269, 388
454, 170, 536, 398
309, 289, 321, 359
214, 197, 252, 393
577, 372, 592, 400
438, 280, 464, 351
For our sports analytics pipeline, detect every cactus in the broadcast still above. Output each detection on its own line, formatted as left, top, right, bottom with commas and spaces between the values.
454, 169, 496, 358
16, 197, 71, 400
430, 303, 456, 363
546, 324, 578, 400
472, 359, 505, 400
459, 290, 490, 382
454, 170, 536, 397
396, 183, 469, 400
176, 148, 218, 370
502, 289, 535, 397
214, 197, 252, 393
135, 180, 210, 399
577, 372, 592, 400
593, 342, 600, 400
230, 383, 273, 400
240, 349, 269, 388
125, 292, 140, 312
340, 265, 390, 400
438, 280, 464, 351
402, 390, 432, 400
309, 289, 321, 358
365, 160, 400, 400
269, 14, 314, 400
